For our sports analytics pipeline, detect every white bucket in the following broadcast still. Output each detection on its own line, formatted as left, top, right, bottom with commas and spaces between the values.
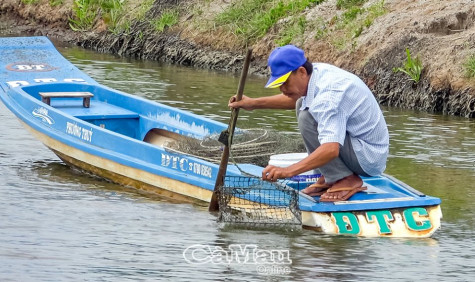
268, 153, 321, 182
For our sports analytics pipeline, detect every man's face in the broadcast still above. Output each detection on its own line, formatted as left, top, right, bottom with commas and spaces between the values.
279, 67, 308, 100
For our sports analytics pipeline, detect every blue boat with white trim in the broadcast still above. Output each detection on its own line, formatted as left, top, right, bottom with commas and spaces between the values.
0, 36, 442, 237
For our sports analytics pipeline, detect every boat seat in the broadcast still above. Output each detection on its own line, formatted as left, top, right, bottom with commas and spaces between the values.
51, 98, 140, 120
39, 91, 94, 108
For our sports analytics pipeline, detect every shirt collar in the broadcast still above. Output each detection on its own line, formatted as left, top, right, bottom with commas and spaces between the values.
300, 63, 318, 110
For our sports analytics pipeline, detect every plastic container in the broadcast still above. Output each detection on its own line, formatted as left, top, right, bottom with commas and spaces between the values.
268, 153, 321, 182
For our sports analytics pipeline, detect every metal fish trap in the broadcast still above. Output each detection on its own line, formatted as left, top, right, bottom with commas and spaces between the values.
218, 176, 302, 229
166, 128, 305, 167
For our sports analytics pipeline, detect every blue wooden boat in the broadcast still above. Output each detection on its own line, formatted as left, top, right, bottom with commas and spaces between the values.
0, 36, 442, 237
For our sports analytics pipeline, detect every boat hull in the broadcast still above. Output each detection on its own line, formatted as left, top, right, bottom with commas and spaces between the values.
302, 206, 441, 237
22, 121, 442, 237
22, 120, 213, 204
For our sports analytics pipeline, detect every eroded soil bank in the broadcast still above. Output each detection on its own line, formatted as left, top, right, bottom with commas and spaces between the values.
0, 0, 474, 117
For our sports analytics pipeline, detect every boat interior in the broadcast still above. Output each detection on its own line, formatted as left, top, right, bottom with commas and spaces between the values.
20, 82, 222, 147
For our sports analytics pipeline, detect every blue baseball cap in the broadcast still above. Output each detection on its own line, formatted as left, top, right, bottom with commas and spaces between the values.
265, 45, 307, 88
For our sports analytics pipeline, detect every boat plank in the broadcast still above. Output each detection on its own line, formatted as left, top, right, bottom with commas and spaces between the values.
60, 100, 140, 120
39, 91, 94, 108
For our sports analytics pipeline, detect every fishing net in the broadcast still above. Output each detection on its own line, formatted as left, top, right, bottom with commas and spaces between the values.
217, 176, 302, 229
166, 128, 305, 229
166, 128, 306, 167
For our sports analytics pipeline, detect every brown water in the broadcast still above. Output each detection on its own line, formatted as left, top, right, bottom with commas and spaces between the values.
0, 40, 474, 281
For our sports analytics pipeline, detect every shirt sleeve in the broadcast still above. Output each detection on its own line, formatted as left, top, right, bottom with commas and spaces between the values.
310, 98, 348, 146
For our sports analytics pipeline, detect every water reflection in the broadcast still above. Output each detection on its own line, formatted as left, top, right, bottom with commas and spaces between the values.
387, 111, 475, 170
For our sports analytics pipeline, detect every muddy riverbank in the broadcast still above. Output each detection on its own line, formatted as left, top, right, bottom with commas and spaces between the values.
0, 0, 474, 117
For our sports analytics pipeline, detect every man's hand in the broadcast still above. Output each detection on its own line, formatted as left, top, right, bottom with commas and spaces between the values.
228, 95, 255, 110
262, 165, 292, 181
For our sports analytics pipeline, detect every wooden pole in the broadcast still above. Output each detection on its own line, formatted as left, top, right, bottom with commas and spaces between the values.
208, 48, 252, 212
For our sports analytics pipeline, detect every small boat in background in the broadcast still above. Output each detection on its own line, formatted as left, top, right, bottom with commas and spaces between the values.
0, 36, 442, 237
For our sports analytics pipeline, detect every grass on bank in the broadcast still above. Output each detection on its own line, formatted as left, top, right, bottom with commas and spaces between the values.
275, 16, 307, 46
463, 53, 475, 78
69, 0, 155, 34
48, 0, 387, 50
69, 0, 178, 34
151, 9, 179, 32
215, 0, 324, 45
101, 0, 126, 33
49, 0, 63, 6
21, 0, 39, 4
336, 0, 367, 9
329, 0, 387, 50
393, 48, 423, 83
70, 0, 128, 32
269, 0, 387, 50
69, 0, 97, 31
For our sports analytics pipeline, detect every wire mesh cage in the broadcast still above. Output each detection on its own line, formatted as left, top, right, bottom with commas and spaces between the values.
218, 176, 302, 229
166, 128, 306, 167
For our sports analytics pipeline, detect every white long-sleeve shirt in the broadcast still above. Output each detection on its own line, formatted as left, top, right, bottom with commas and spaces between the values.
300, 63, 389, 176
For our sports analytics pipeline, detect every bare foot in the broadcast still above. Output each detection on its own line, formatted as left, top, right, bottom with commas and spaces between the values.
320, 174, 365, 201
301, 175, 332, 196
316, 175, 326, 185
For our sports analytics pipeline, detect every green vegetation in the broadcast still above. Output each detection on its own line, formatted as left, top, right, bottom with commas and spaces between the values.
336, 0, 366, 9
69, 0, 154, 33
337, 0, 386, 48
100, 0, 126, 33
311, 0, 386, 50
45, 0, 387, 49
135, 0, 154, 21
151, 9, 179, 32
69, 0, 97, 31
393, 48, 423, 83
342, 6, 363, 23
313, 17, 327, 40
49, 0, 63, 6
213, 0, 384, 47
463, 53, 475, 78
276, 16, 307, 46
215, 0, 324, 44
363, 1, 386, 27
21, 0, 39, 4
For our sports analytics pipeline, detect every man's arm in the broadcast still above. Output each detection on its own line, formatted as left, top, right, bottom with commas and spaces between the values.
228, 94, 296, 110
262, 142, 340, 180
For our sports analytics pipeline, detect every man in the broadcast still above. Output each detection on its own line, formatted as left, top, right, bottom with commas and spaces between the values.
228, 45, 389, 202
